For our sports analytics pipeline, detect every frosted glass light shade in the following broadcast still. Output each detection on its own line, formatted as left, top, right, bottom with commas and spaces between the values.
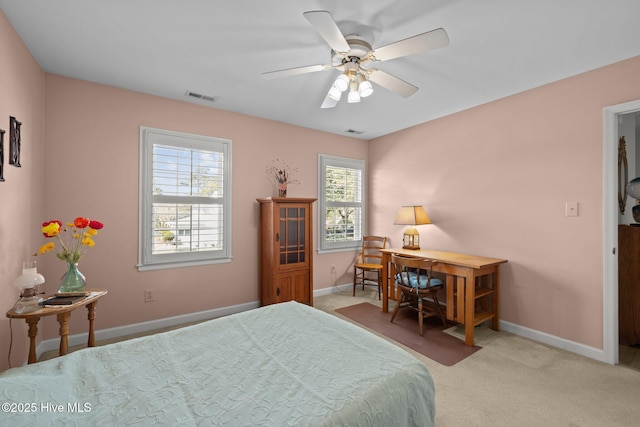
13, 261, 45, 290
327, 86, 342, 101
627, 177, 640, 200
13, 261, 45, 314
359, 80, 373, 97
333, 74, 349, 92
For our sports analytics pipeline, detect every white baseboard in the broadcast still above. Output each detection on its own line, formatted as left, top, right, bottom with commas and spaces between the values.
500, 320, 605, 362
323, 284, 607, 363
37, 286, 606, 364
36, 300, 259, 358
314, 283, 352, 297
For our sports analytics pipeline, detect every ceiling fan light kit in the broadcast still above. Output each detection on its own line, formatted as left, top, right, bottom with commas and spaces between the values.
333, 73, 350, 92
263, 10, 449, 109
358, 76, 374, 97
348, 82, 361, 103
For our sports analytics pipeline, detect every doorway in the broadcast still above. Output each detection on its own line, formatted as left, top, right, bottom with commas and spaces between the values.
603, 100, 640, 365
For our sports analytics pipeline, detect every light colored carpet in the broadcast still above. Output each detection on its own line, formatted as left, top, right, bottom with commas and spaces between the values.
42, 289, 640, 426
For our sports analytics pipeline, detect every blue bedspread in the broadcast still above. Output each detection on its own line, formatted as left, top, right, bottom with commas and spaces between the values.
0, 301, 435, 426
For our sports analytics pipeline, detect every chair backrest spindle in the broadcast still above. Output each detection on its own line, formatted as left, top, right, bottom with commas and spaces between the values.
359, 236, 387, 265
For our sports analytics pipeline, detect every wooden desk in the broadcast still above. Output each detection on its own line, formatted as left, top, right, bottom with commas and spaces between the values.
6, 289, 107, 364
380, 248, 507, 346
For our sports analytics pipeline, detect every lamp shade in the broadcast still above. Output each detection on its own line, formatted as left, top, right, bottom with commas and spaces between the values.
627, 177, 640, 224
13, 262, 45, 290
627, 177, 640, 200
393, 206, 431, 226
394, 206, 431, 250
13, 261, 45, 314
333, 74, 349, 92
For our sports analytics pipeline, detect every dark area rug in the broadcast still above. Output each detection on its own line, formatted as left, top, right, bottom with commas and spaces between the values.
336, 302, 481, 366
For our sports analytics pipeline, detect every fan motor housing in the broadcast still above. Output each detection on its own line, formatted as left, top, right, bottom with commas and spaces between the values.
331, 35, 372, 66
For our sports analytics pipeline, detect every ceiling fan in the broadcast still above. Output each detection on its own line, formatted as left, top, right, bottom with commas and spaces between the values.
262, 10, 449, 108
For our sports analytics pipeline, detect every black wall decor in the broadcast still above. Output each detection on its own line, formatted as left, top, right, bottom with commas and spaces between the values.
0, 128, 5, 182
9, 116, 21, 167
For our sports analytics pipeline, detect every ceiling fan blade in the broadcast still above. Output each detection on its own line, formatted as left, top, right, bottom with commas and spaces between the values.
262, 64, 329, 79
320, 94, 339, 109
367, 69, 418, 97
372, 28, 449, 62
320, 83, 339, 108
303, 11, 350, 53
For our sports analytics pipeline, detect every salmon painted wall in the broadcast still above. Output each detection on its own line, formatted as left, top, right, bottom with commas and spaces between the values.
0, 10, 366, 369
369, 55, 640, 349
0, 11, 45, 370
38, 74, 367, 341
3, 5, 640, 369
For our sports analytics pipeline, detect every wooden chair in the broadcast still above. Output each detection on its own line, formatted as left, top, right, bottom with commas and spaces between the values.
353, 236, 388, 299
390, 254, 446, 336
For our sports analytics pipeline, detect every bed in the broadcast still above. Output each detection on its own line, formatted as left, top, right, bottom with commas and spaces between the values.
0, 301, 435, 426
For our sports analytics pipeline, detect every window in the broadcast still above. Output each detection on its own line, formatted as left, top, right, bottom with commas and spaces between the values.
139, 127, 232, 270
318, 154, 365, 252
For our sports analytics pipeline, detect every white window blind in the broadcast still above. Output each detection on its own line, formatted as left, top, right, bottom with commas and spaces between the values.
318, 154, 365, 252
139, 127, 232, 270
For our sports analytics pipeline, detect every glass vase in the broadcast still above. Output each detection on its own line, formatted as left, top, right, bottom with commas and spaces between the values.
278, 181, 287, 197
58, 263, 86, 293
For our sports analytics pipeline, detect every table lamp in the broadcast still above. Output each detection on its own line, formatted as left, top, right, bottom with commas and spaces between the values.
13, 261, 45, 313
393, 205, 431, 250
627, 177, 640, 226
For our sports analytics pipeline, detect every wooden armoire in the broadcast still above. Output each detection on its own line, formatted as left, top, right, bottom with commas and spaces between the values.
257, 197, 316, 306
619, 224, 640, 345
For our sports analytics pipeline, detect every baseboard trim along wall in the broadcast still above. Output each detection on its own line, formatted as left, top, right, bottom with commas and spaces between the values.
312, 283, 608, 363
36, 283, 605, 363
499, 320, 604, 362
36, 300, 259, 358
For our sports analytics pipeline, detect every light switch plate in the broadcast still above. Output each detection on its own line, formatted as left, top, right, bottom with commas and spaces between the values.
565, 201, 578, 217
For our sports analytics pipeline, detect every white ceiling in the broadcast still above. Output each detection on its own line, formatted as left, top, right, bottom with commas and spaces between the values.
2, 0, 640, 140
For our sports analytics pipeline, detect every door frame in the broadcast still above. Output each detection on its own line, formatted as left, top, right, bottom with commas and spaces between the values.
603, 99, 640, 364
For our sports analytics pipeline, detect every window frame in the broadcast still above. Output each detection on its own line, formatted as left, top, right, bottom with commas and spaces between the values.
138, 126, 232, 271
318, 154, 366, 253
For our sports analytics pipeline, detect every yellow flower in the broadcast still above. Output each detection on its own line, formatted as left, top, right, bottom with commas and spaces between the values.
38, 242, 55, 254
82, 237, 95, 247
87, 228, 98, 236
41, 222, 60, 237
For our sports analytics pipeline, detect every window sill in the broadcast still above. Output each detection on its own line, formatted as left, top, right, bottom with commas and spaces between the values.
317, 247, 359, 255
137, 257, 232, 271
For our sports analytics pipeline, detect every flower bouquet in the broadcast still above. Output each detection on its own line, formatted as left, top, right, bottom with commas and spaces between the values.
266, 158, 299, 197
37, 217, 104, 293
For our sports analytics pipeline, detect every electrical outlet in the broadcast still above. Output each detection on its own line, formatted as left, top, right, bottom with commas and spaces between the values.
144, 288, 155, 303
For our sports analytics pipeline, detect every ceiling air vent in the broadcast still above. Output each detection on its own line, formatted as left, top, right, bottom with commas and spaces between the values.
345, 129, 364, 135
185, 91, 216, 103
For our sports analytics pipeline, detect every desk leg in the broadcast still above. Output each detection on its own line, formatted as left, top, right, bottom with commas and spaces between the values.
491, 270, 500, 331
381, 254, 389, 313
57, 312, 71, 356
446, 275, 454, 321
464, 272, 476, 347
86, 301, 98, 347
455, 276, 465, 324
26, 317, 40, 364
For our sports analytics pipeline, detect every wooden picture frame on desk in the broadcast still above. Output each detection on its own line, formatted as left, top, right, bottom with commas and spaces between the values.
380, 248, 507, 347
